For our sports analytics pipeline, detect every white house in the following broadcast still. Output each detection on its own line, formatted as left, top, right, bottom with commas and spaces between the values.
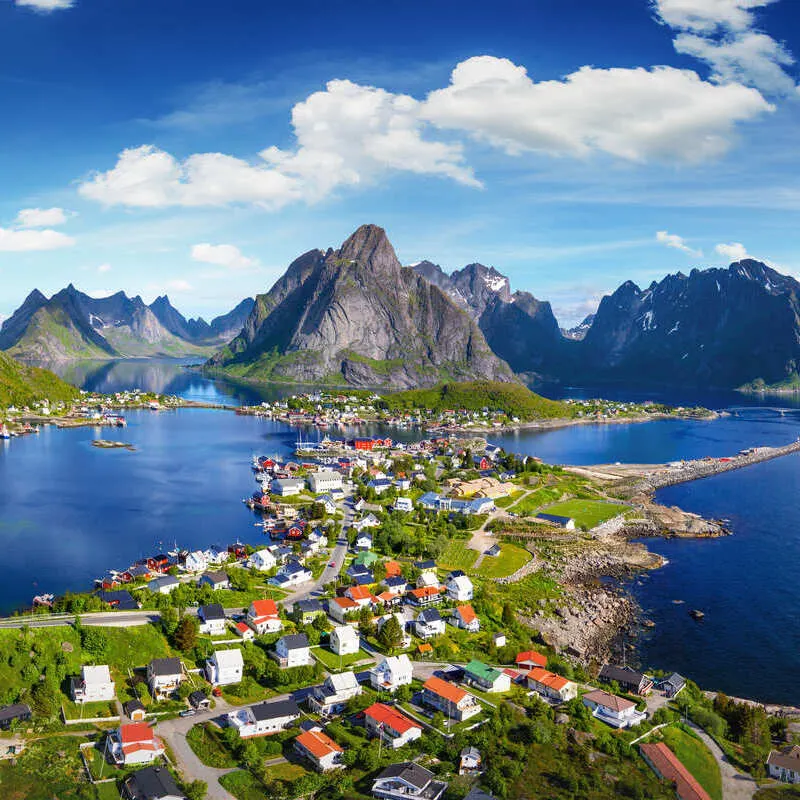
767, 746, 800, 784
183, 550, 208, 573
198, 570, 230, 591
271, 478, 305, 496
355, 533, 373, 551
316, 495, 338, 515
294, 726, 344, 772
328, 596, 360, 624
451, 605, 480, 632
197, 603, 226, 636
147, 658, 183, 700
308, 471, 343, 493
463, 660, 511, 693
71, 665, 115, 704
330, 625, 360, 656
416, 571, 438, 589
206, 648, 244, 686
526, 668, 578, 702
393, 497, 413, 513
272, 560, 312, 588
249, 548, 277, 572
364, 703, 422, 749
246, 599, 282, 634
307, 671, 362, 717
273, 634, 312, 668
369, 654, 413, 692
582, 689, 646, 728
226, 698, 300, 738
445, 573, 474, 602
354, 513, 380, 532
415, 609, 445, 639
371, 762, 447, 800
105, 722, 165, 766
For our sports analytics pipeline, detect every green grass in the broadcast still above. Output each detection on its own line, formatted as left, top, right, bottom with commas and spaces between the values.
62, 699, 118, 720
541, 499, 630, 530
310, 646, 373, 671
438, 540, 479, 572
659, 725, 723, 800
755, 788, 800, 799
186, 723, 238, 768
220, 770, 269, 800
0, 351, 80, 410
94, 782, 121, 800
475, 543, 531, 579
509, 486, 566, 515
380, 381, 576, 421
264, 761, 310, 781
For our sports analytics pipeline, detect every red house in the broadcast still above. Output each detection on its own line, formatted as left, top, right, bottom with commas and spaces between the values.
354, 439, 374, 451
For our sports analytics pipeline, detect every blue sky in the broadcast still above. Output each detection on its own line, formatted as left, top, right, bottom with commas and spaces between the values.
0, 0, 798, 325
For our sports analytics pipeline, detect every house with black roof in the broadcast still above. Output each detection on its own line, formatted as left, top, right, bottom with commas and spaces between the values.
0, 703, 31, 730
147, 658, 183, 699
273, 633, 312, 668
98, 589, 138, 610
197, 570, 229, 591
122, 765, 186, 800
535, 512, 576, 530
197, 603, 226, 636
371, 761, 447, 800
225, 697, 300, 738
598, 664, 653, 696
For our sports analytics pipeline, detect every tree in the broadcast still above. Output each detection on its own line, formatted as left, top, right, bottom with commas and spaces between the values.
174, 616, 198, 651
358, 605, 375, 637
81, 627, 108, 660
378, 615, 404, 651
184, 780, 208, 800
502, 602, 516, 627
161, 606, 179, 637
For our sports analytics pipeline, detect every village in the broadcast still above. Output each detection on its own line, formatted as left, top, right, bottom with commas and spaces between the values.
1, 422, 799, 800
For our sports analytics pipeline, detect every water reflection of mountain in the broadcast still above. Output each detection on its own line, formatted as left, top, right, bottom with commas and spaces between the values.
50, 358, 296, 406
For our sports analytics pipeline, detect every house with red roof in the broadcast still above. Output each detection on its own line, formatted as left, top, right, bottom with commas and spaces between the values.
526, 668, 578, 702
105, 722, 165, 766
421, 676, 481, 721
640, 742, 711, 800
450, 604, 480, 632
329, 596, 360, 624
407, 586, 443, 607
516, 650, 547, 671
246, 599, 282, 635
294, 726, 344, 772
364, 703, 422, 749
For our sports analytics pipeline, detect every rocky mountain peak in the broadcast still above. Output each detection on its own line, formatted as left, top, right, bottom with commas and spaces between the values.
335, 224, 400, 274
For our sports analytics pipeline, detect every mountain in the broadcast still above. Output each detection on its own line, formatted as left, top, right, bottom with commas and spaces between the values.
577, 260, 800, 388
149, 295, 254, 343
0, 351, 79, 409
411, 261, 566, 376
0, 285, 211, 365
562, 314, 595, 341
208, 224, 515, 388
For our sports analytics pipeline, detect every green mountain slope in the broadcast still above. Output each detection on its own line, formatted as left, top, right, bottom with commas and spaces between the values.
0, 351, 80, 409
380, 380, 574, 420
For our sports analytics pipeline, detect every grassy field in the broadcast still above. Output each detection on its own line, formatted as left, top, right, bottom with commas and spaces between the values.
220, 770, 268, 800
475, 543, 531, 579
508, 486, 566, 515
62, 698, 118, 721
660, 724, 723, 800
265, 761, 310, 781
186, 723, 238, 768
542, 499, 629, 530
438, 539, 479, 572
311, 646, 373, 671
755, 788, 800, 799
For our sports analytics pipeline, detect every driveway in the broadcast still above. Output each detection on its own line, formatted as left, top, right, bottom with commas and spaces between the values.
684, 720, 757, 800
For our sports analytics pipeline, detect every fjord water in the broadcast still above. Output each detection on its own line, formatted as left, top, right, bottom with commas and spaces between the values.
3, 359, 799, 703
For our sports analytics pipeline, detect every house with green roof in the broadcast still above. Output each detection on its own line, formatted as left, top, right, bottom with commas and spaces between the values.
463, 660, 512, 693
354, 550, 379, 568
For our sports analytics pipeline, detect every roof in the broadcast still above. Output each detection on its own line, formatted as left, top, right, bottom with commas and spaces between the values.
120, 722, 155, 744
455, 604, 477, 624
148, 657, 181, 677
124, 699, 145, 714
767, 745, 800, 772
331, 597, 359, 613
375, 761, 434, 791
599, 664, 646, 685
327, 671, 359, 693
236, 621, 251, 634
295, 599, 324, 613
461, 746, 481, 759
385, 576, 407, 587
0, 703, 30, 722
527, 667, 571, 692
536, 512, 575, 524
123, 766, 184, 800
199, 603, 225, 621
250, 598, 278, 617
414, 559, 437, 570
251, 698, 300, 722
640, 742, 712, 800
664, 672, 686, 688
410, 586, 441, 599
364, 702, 421, 734
417, 608, 442, 623
583, 689, 636, 712
332, 625, 360, 644
82, 665, 112, 684
347, 585, 373, 600
384, 560, 402, 577
296, 727, 343, 759
423, 676, 468, 704
464, 660, 502, 683
201, 570, 229, 584
212, 649, 243, 669
377, 654, 412, 673
278, 633, 309, 650
516, 650, 547, 668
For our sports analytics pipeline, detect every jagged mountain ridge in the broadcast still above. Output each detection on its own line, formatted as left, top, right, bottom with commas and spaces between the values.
208, 225, 515, 388
562, 314, 595, 341
0, 286, 252, 365
149, 295, 255, 343
410, 260, 566, 376
578, 260, 800, 388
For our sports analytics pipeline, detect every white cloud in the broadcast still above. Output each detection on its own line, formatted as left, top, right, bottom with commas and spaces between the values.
0, 227, 74, 252
97, 263, 112, 273
191, 243, 258, 270
14, 0, 74, 10
656, 230, 703, 257
78, 53, 774, 209
165, 279, 192, 292
15, 207, 68, 228
715, 241, 750, 260
652, 0, 796, 95
423, 57, 771, 163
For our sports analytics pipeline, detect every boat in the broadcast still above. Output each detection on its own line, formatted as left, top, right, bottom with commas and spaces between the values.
32, 593, 54, 607
689, 609, 705, 621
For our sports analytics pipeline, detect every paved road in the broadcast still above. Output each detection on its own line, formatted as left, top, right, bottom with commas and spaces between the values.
683, 720, 757, 800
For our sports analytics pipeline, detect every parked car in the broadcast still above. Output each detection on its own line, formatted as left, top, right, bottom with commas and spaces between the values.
179, 709, 196, 717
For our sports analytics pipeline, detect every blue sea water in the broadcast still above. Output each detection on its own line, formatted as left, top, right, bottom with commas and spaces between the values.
2, 360, 799, 703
